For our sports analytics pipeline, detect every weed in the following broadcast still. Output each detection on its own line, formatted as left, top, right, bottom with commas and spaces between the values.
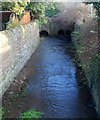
10, 89, 28, 102
0, 107, 5, 120
20, 109, 44, 119
0, 107, 10, 120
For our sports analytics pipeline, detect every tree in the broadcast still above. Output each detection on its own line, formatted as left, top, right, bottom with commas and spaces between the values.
1, 2, 60, 26
2, 2, 29, 20
85, 1, 100, 17
45, 2, 60, 17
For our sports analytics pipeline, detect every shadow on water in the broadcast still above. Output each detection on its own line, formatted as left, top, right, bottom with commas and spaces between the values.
3, 37, 98, 118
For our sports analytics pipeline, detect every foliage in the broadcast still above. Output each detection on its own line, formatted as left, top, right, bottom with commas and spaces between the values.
9, 89, 28, 103
25, 2, 48, 25
72, 16, 99, 87
2, 2, 28, 20
0, 107, 10, 120
25, 2, 60, 25
88, 54, 100, 86
2, 2, 60, 26
45, 2, 60, 17
0, 106, 44, 119
0, 107, 5, 120
85, 1, 100, 17
20, 109, 44, 119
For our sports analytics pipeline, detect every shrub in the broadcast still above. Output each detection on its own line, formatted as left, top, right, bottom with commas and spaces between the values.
20, 109, 44, 119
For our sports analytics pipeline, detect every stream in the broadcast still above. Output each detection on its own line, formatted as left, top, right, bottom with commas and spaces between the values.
3, 37, 97, 118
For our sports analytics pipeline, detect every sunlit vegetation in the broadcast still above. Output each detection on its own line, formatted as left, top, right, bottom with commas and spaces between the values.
1, 1, 60, 28
20, 109, 44, 119
0, 107, 44, 119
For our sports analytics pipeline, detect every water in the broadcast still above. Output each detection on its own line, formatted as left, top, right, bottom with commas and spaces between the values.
3, 37, 97, 118
27, 37, 97, 118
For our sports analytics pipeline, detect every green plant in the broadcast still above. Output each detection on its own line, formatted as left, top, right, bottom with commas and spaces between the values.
45, 2, 60, 17
0, 107, 5, 120
20, 109, 44, 119
2, 2, 60, 27
2, 1, 28, 20
0, 107, 10, 120
10, 89, 28, 103
88, 54, 100, 87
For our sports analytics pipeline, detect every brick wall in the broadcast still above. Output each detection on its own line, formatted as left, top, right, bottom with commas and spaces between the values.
0, 22, 40, 97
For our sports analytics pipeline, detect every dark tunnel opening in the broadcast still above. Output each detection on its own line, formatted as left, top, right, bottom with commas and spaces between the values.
57, 29, 64, 35
39, 30, 49, 37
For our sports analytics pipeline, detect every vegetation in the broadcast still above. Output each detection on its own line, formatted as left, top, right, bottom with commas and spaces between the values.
20, 109, 44, 119
45, 2, 60, 17
85, 1, 100, 17
72, 10, 99, 87
11, 89, 28, 101
1, 1, 60, 27
0, 107, 10, 120
0, 107, 5, 120
88, 54, 100, 87
0, 107, 43, 119
2, 2, 28, 20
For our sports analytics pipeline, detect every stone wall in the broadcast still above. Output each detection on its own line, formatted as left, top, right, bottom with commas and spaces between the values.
0, 22, 40, 97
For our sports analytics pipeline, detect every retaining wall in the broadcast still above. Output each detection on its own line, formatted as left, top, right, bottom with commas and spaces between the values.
0, 22, 40, 97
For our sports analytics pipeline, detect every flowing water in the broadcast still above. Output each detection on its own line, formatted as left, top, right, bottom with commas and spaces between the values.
3, 37, 97, 118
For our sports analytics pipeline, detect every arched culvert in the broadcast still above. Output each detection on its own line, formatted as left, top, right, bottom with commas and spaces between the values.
39, 30, 49, 37
57, 29, 64, 35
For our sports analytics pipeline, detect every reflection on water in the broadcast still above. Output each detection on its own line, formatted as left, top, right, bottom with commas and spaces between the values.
2, 38, 97, 118
27, 38, 97, 118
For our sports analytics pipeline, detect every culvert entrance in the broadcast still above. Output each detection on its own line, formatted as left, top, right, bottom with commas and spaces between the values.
57, 29, 64, 35
40, 30, 49, 37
